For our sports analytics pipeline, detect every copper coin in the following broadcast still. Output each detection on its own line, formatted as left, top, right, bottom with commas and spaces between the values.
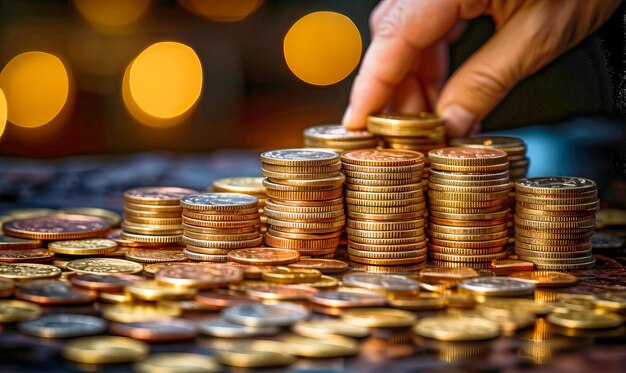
0, 234, 42, 250
288, 259, 348, 273
15, 280, 97, 304
0, 249, 54, 263
124, 187, 198, 205
68, 273, 144, 292
310, 289, 387, 307
341, 149, 424, 167
143, 262, 185, 277
155, 263, 243, 289
106, 229, 166, 248
196, 290, 256, 308
227, 247, 300, 265
125, 248, 186, 263
110, 318, 198, 342
3, 214, 112, 240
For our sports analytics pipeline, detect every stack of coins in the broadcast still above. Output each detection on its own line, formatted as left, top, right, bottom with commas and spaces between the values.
211, 177, 268, 234
303, 125, 378, 152
427, 148, 511, 268
449, 136, 530, 243
261, 149, 345, 258
514, 177, 598, 270
180, 193, 263, 262
121, 187, 197, 245
341, 149, 427, 266
367, 113, 447, 195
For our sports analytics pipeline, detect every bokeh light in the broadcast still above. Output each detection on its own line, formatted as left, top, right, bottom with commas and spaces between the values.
0, 89, 7, 138
123, 42, 203, 128
0, 51, 70, 128
74, 0, 151, 29
284, 11, 362, 86
179, 0, 263, 22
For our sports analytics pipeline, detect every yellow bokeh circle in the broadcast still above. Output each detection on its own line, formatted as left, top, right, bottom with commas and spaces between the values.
284, 11, 362, 86
74, 0, 152, 29
179, 0, 263, 22
0, 51, 70, 128
0, 89, 6, 138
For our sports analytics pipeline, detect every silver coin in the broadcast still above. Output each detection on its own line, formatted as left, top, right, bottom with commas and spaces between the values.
198, 318, 280, 338
458, 277, 536, 296
19, 314, 106, 338
260, 149, 339, 162
222, 302, 309, 327
113, 319, 198, 339
516, 177, 595, 190
343, 272, 420, 293
591, 232, 625, 249
309, 290, 387, 307
304, 125, 375, 140
65, 258, 143, 274
16, 280, 96, 304
180, 193, 258, 208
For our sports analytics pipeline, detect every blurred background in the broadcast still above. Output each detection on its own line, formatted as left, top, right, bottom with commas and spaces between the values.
0, 0, 625, 207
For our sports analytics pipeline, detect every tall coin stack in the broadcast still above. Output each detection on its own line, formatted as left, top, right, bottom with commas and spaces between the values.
341, 149, 427, 266
121, 187, 197, 245
427, 148, 511, 268
367, 113, 447, 196
261, 149, 345, 258
303, 125, 379, 152
180, 193, 263, 262
449, 136, 530, 244
514, 177, 598, 270
212, 177, 267, 235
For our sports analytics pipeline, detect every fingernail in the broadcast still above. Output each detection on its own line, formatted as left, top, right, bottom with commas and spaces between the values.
341, 106, 353, 128
441, 104, 476, 137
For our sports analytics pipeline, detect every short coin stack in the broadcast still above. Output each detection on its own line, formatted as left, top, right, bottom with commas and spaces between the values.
514, 177, 598, 270
303, 124, 378, 152
121, 187, 197, 245
450, 136, 530, 243
341, 149, 427, 266
427, 148, 511, 268
261, 149, 345, 258
212, 177, 268, 234
180, 193, 263, 262
367, 113, 447, 195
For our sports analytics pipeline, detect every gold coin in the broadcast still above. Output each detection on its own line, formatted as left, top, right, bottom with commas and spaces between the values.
59, 207, 121, 226
413, 316, 500, 341
63, 336, 149, 364
264, 208, 344, 222
292, 319, 369, 338
341, 149, 424, 167
182, 210, 259, 221
264, 234, 339, 250
594, 293, 626, 312
184, 245, 231, 255
431, 163, 510, 173
213, 340, 296, 368
514, 247, 592, 258
349, 234, 425, 246
124, 215, 183, 226
345, 182, 421, 193
267, 217, 344, 230
8, 208, 56, 219
124, 248, 185, 263
349, 255, 426, 266
0, 300, 42, 322
429, 190, 509, 202
182, 235, 263, 249
419, 267, 479, 283
531, 259, 596, 271
261, 161, 343, 174
183, 249, 228, 262
281, 335, 359, 358
428, 198, 508, 209
266, 188, 343, 201
427, 243, 503, 255
0, 263, 61, 280
121, 222, 183, 235
428, 223, 508, 235
509, 271, 577, 287
348, 240, 426, 252
341, 307, 416, 328
347, 211, 422, 221
546, 309, 622, 329
125, 280, 196, 301
429, 237, 509, 249
120, 231, 182, 244
429, 251, 507, 262
212, 177, 266, 194
367, 112, 443, 134
346, 219, 424, 231
135, 353, 221, 373
346, 197, 424, 207
66, 258, 143, 275
102, 303, 181, 322
48, 238, 118, 255
124, 187, 197, 206
155, 263, 243, 288
428, 182, 511, 193
515, 228, 593, 240
125, 202, 182, 213
429, 205, 508, 214
123, 208, 181, 219
264, 200, 343, 213
387, 293, 446, 310
262, 267, 321, 284
182, 216, 259, 229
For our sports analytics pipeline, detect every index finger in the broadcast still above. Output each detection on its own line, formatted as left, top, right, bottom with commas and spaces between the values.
343, 0, 470, 129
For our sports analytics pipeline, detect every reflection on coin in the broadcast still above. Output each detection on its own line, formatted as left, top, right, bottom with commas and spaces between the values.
0, 234, 42, 250
413, 316, 500, 341
212, 177, 266, 194
510, 271, 578, 287
341, 308, 416, 328
0, 263, 61, 280
282, 334, 359, 358
546, 309, 623, 329
102, 303, 181, 323
0, 300, 42, 322
293, 319, 370, 338
180, 193, 258, 210
261, 149, 340, 165
343, 272, 420, 293
288, 258, 348, 273
110, 318, 198, 341
2, 214, 112, 240
156, 263, 243, 289
458, 277, 536, 296
59, 207, 121, 226
125, 247, 186, 263
212, 340, 296, 368
198, 318, 280, 338
0, 248, 55, 263
223, 302, 310, 326
15, 280, 97, 304
48, 238, 118, 255
63, 336, 149, 364
228, 247, 300, 265
19, 314, 106, 338
310, 289, 387, 308
68, 273, 143, 292
135, 353, 221, 373
65, 258, 143, 275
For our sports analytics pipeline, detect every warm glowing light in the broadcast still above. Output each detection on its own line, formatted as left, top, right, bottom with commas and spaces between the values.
0, 52, 70, 128
284, 11, 362, 86
123, 42, 202, 128
74, 0, 151, 29
179, 0, 263, 22
0, 89, 6, 138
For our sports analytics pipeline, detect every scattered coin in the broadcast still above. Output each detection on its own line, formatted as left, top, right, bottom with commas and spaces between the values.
111, 318, 198, 341
48, 238, 118, 255
65, 258, 143, 275
198, 318, 280, 338
18, 314, 106, 338
63, 336, 149, 364
3, 214, 112, 240
0, 300, 42, 322
15, 280, 97, 304
458, 277, 536, 296
341, 308, 417, 328
135, 353, 221, 373
222, 302, 310, 327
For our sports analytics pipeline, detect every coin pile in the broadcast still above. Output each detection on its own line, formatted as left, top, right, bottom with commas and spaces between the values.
427, 148, 511, 267
212, 177, 267, 234
180, 193, 263, 262
260, 149, 345, 258
514, 177, 598, 270
341, 149, 427, 266
450, 136, 530, 242
121, 187, 197, 245
367, 113, 447, 195
303, 124, 378, 152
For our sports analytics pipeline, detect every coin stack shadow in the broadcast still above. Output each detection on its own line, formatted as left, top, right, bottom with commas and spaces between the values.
303, 125, 379, 152
514, 177, 598, 270
211, 177, 268, 235
261, 149, 345, 259
367, 113, 447, 198
450, 136, 530, 249
181, 193, 263, 262
121, 187, 197, 245
341, 149, 427, 266
427, 148, 512, 268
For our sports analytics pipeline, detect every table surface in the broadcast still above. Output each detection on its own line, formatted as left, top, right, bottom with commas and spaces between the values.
0, 151, 625, 373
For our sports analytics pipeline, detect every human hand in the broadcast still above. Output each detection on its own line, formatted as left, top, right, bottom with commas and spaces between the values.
342, 0, 621, 136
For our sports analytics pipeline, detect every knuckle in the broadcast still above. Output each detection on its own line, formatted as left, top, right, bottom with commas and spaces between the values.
466, 67, 511, 102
